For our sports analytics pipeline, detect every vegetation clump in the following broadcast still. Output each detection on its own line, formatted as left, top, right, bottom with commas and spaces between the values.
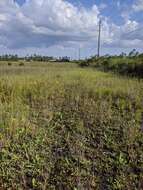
80, 50, 143, 78
8, 62, 12, 66
19, 62, 25, 66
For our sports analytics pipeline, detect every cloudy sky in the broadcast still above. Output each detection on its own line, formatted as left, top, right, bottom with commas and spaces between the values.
0, 0, 143, 58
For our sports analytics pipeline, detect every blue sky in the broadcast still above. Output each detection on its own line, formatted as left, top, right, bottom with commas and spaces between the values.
0, 0, 143, 58
15, 0, 25, 5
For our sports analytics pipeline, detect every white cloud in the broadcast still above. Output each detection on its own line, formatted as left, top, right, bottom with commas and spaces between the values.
133, 0, 143, 12
0, 14, 7, 21
122, 20, 139, 33
99, 3, 107, 10
0, 0, 104, 49
22, 0, 101, 36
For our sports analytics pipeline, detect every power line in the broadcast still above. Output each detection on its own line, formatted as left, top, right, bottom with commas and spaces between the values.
124, 26, 143, 36
79, 47, 81, 60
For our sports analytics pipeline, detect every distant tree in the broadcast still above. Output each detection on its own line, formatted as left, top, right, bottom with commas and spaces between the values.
128, 49, 138, 57
120, 52, 126, 57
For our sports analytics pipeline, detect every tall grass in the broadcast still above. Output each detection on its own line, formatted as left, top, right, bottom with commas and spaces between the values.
0, 62, 143, 189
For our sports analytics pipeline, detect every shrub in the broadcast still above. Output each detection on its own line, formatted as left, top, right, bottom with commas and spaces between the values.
8, 62, 12, 66
19, 62, 24, 66
85, 57, 143, 78
79, 60, 89, 67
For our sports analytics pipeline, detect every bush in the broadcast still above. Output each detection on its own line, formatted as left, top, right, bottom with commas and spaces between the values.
79, 60, 89, 67
8, 62, 12, 66
19, 62, 24, 66
85, 57, 143, 78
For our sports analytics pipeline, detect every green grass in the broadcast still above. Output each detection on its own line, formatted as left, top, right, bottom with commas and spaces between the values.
0, 62, 143, 189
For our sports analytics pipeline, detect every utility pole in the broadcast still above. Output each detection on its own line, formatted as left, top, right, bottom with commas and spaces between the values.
79, 47, 81, 61
97, 19, 102, 57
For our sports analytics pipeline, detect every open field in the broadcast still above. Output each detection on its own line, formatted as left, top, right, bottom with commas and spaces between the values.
0, 62, 143, 189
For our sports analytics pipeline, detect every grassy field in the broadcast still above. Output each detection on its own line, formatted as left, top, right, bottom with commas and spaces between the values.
0, 61, 143, 189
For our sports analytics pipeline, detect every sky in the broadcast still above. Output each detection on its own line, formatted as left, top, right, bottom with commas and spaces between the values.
0, 0, 143, 58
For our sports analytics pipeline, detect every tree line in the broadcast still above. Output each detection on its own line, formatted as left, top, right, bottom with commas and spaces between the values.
0, 54, 71, 62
